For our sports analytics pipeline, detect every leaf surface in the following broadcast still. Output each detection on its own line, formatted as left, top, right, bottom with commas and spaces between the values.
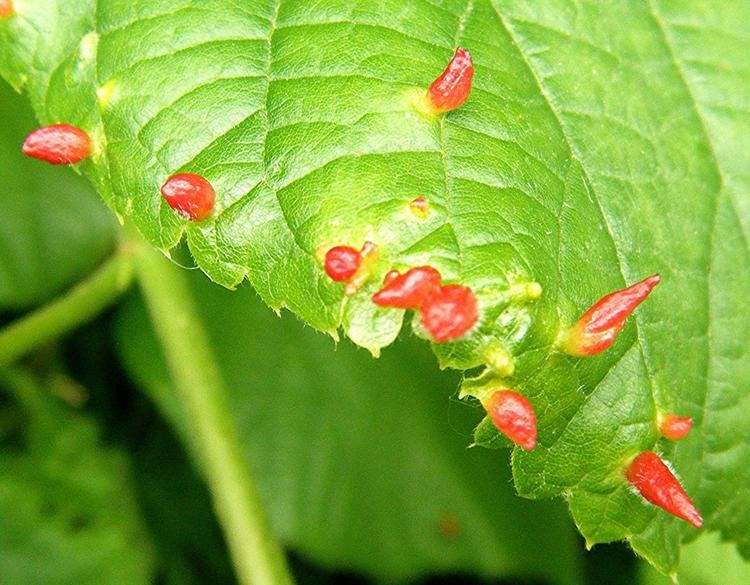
2, 0, 749, 571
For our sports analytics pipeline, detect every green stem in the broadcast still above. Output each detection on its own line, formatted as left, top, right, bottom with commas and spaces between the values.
133, 242, 294, 585
0, 248, 136, 366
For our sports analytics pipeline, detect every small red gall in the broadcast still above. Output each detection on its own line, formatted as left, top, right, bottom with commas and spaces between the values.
22, 123, 92, 165
161, 173, 216, 221
626, 451, 702, 528
325, 246, 362, 282
562, 274, 661, 357
360, 240, 378, 259
383, 270, 400, 287
421, 284, 478, 342
372, 266, 442, 309
0, 0, 13, 18
659, 413, 693, 441
409, 197, 430, 218
483, 390, 537, 451
426, 47, 474, 114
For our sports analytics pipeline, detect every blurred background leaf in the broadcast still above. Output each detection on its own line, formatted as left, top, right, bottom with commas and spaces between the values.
639, 532, 750, 585
0, 368, 155, 585
0, 79, 115, 311
115, 270, 583, 584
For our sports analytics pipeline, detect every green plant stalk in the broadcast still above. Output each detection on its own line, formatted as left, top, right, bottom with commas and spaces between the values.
0, 248, 135, 365
132, 240, 294, 585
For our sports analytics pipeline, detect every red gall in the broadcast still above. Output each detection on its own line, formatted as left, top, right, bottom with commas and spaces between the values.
383, 270, 400, 287
324, 246, 362, 282
562, 274, 661, 356
426, 47, 474, 113
22, 123, 92, 165
409, 197, 430, 218
421, 284, 478, 342
161, 173, 216, 221
626, 451, 702, 528
372, 266, 442, 309
482, 390, 537, 451
0, 0, 13, 18
658, 413, 693, 441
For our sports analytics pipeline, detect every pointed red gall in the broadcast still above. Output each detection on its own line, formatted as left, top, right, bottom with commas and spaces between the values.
421, 284, 478, 342
563, 274, 661, 356
626, 451, 702, 528
325, 246, 362, 282
426, 47, 474, 113
161, 173, 215, 221
0, 0, 13, 18
22, 123, 91, 165
372, 266, 442, 309
659, 413, 693, 441
483, 390, 537, 451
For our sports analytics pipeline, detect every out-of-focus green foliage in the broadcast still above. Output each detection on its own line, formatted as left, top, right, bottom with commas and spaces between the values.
640, 532, 750, 585
0, 369, 155, 584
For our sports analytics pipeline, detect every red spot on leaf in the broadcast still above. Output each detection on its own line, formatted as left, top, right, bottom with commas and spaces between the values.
22, 124, 91, 165
659, 414, 693, 441
426, 48, 474, 113
161, 173, 216, 221
438, 514, 462, 539
484, 390, 537, 451
563, 274, 660, 356
409, 196, 430, 218
421, 284, 477, 342
372, 266, 442, 309
0, 0, 13, 17
626, 451, 702, 528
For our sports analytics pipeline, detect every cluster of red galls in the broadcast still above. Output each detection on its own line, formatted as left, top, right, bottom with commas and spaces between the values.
18, 41, 702, 529
326, 253, 478, 344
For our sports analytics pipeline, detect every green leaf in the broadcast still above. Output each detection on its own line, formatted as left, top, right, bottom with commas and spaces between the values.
639, 532, 750, 585
0, 79, 115, 311
115, 271, 583, 584
0, 369, 155, 585
2, 0, 749, 572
